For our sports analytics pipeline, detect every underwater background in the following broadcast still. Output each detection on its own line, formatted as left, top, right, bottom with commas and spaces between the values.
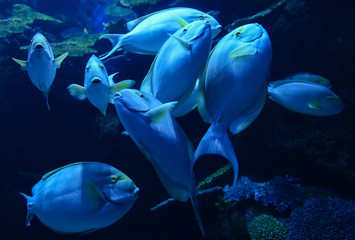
0, 0, 354, 239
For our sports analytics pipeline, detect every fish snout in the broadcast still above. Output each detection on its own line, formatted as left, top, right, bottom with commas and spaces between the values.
91, 77, 103, 84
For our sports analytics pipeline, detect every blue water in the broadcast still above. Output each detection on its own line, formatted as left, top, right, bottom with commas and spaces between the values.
0, 0, 354, 239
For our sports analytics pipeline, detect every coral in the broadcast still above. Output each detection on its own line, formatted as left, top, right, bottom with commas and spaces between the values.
287, 197, 355, 240
223, 175, 303, 211
248, 214, 288, 240
0, 4, 62, 38
119, 0, 163, 7
196, 164, 232, 190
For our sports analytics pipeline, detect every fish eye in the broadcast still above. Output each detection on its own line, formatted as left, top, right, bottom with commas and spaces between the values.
183, 28, 187, 32
139, 94, 145, 98
86, 66, 90, 72
235, 31, 241, 37
110, 176, 118, 183
99, 65, 104, 70
198, 15, 204, 19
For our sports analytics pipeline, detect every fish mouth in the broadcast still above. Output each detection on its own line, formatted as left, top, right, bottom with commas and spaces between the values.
91, 77, 102, 84
34, 43, 44, 49
104, 187, 140, 205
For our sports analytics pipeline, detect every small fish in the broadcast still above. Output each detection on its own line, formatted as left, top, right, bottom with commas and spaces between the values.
99, 7, 221, 59
113, 89, 205, 235
195, 23, 272, 186
268, 81, 344, 116
12, 33, 68, 110
20, 162, 139, 234
67, 55, 135, 115
141, 20, 212, 116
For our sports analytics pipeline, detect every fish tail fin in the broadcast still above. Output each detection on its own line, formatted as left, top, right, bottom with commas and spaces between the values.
19, 193, 34, 227
99, 34, 124, 60
43, 90, 50, 110
193, 124, 239, 186
190, 191, 205, 236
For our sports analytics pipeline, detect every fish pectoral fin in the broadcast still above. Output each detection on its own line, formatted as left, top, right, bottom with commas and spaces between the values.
85, 180, 107, 211
144, 101, 177, 123
109, 80, 136, 101
54, 52, 69, 69
177, 16, 189, 27
121, 130, 129, 136
67, 84, 87, 100
229, 43, 258, 58
12, 58, 27, 70
108, 72, 119, 85
308, 101, 322, 109
168, 34, 192, 50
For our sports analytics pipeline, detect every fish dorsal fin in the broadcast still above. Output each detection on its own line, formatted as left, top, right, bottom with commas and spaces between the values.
197, 48, 215, 123
54, 52, 69, 69
12, 58, 27, 70
126, 7, 184, 30
85, 180, 106, 211
229, 84, 267, 134
144, 102, 177, 123
108, 72, 119, 85
229, 42, 258, 58
42, 162, 84, 181
67, 84, 87, 100
109, 80, 136, 103
168, 33, 191, 50
269, 73, 331, 88
140, 56, 158, 95
177, 16, 189, 27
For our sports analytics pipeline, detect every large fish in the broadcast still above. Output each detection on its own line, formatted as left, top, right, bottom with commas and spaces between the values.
195, 23, 272, 186
99, 7, 221, 59
113, 89, 205, 235
140, 20, 212, 116
67, 55, 135, 115
20, 162, 139, 234
12, 33, 68, 110
268, 79, 344, 116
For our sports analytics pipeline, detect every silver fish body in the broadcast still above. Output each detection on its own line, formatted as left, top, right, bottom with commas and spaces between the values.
141, 20, 212, 116
20, 162, 139, 234
268, 81, 344, 116
195, 23, 272, 185
100, 7, 221, 59
12, 33, 68, 109
67, 55, 135, 115
113, 89, 205, 235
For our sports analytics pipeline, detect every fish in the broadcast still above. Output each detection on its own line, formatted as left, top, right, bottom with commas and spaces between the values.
140, 20, 212, 116
268, 81, 344, 116
113, 89, 205, 235
67, 55, 135, 115
20, 162, 139, 234
269, 73, 332, 88
195, 23, 272, 186
99, 7, 222, 59
12, 33, 68, 110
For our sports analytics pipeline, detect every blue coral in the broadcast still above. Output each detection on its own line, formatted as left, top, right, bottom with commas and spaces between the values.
287, 197, 355, 239
223, 175, 303, 211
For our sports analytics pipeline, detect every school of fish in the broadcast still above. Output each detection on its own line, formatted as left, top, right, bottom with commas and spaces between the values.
13, 6, 344, 236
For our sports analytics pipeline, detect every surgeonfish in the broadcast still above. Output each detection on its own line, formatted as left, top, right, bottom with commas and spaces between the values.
99, 7, 221, 59
195, 23, 272, 186
141, 20, 212, 116
20, 162, 139, 234
268, 79, 344, 116
113, 89, 205, 235
67, 55, 135, 115
269, 73, 332, 88
12, 33, 68, 110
